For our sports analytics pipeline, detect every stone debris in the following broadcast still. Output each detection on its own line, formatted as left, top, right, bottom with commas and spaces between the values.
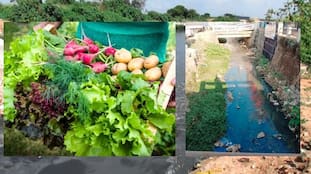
227, 91, 234, 101
238, 158, 250, 163
214, 140, 224, 147
273, 134, 282, 140
257, 131, 265, 139
226, 144, 241, 152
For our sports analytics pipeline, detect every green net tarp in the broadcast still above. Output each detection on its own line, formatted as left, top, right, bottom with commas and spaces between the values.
76, 22, 169, 62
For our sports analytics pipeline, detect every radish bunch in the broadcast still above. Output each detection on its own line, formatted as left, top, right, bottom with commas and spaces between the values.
63, 37, 114, 73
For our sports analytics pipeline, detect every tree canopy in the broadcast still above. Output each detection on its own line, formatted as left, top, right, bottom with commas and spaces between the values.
0, 1, 215, 22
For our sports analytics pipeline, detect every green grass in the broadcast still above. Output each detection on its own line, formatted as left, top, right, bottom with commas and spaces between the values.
205, 43, 230, 58
186, 43, 230, 151
187, 43, 230, 92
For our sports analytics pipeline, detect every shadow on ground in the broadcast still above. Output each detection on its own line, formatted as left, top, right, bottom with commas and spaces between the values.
186, 77, 227, 151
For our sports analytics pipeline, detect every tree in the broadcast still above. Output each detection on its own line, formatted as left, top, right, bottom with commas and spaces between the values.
265, 9, 275, 21
130, 0, 145, 10
294, 0, 311, 65
45, 0, 75, 4
224, 13, 235, 17
274, 0, 299, 21
166, 5, 188, 19
187, 9, 200, 19
147, 11, 169, 21
270, 0, 311, 65
202, 12, 210, 18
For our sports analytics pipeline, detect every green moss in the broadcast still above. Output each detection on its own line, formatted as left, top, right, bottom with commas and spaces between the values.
4, 128, 72, 156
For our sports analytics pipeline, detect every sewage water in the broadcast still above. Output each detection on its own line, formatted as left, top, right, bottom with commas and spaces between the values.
214, 43, 299, 153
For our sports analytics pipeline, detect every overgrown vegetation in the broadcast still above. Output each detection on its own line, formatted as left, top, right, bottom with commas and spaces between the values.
289, 105, 300, 128
186, 43, 230, 151
255, 54, 300, 131
0, 0, 242, 22
257, 55, 269, 68
186, 79, 227, 150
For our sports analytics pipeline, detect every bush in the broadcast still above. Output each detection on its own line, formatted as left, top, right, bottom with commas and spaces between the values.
258, 56, 269, 68
289, 105, 300, 128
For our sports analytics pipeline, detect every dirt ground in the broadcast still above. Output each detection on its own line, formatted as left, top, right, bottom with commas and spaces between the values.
191, 62, 311, 174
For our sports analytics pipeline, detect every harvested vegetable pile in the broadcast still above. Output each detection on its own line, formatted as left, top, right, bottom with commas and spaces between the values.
4, 28, 175, 156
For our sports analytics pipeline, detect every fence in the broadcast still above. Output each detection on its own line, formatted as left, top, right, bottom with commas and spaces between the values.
262, 21, 299, 60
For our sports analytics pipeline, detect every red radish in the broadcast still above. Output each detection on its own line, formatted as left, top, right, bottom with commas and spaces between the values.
64, 47, 76, 56
75, 52, 84, 61
74, 46, 88, 54
91, 62, 108, 73
81, 53, 97, 65
63, 46, 88, 56
65, 40, 78, 48
83, 37, 94, 45
104, 47, 116, 56
89, 44, 99, 54
81, 48, 106, 65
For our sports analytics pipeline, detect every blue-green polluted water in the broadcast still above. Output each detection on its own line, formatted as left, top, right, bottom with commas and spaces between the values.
214, 57, 299, 153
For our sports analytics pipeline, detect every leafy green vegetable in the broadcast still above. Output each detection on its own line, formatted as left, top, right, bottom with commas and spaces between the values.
64, 71, 175, 156
43, 59, 93, 103
130, 48, 144, 58
4, 30, 48, 122
4, 30, 175, 156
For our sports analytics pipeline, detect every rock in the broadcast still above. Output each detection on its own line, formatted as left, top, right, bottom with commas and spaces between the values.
246, 51, 255, 56
296, 162, 307, 171
269, 96, 275, 103
216, 74, 223, 81
258, 109, 264, 116
285, 160, 296, 168
226, 144, 241, 152
294, 156, 305, 163
273, 101, 280, 106
236, 105, 240, 109
1, 160, 14, 168
288, 125, 296, 132
214, 140, 224, 147
289, 101, 298, 106
258, 119, 264, 125
194, 162, 201, 169
273, 134, 282, 140
257, 131, 265, 139
227, 91, 234, 101
237, 158, 250, 163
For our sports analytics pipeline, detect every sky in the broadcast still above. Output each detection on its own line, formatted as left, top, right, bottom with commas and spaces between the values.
144, 0, 287, 18
0, 0, 287, 18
